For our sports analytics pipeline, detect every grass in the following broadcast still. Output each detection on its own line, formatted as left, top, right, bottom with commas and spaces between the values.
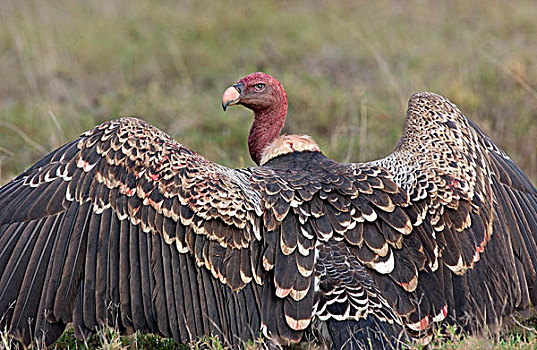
1, 0, 536, 183
425, 319, 537, 350
0, 0, 536, 348
2, 322, 537, 350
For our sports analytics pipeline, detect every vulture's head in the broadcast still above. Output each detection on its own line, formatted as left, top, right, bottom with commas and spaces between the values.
222, 72, 291, 165
222, 72, 287, 113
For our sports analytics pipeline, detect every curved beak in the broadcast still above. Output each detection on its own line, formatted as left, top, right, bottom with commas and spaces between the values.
222, 83, 244, 111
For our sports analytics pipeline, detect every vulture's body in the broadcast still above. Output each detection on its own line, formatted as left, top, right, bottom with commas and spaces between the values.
1, 73, 536, 349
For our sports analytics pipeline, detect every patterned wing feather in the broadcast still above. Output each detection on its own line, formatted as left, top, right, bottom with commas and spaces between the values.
0, 118, 264, 347
369, 92, 537, 333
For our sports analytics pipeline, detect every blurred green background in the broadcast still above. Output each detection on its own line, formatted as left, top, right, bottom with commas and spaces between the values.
1, 0, 536, 185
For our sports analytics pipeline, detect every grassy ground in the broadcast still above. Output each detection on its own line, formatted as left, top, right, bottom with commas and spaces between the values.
0, 0, 536, 348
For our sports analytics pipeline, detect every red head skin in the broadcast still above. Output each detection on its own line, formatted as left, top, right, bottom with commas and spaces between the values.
222, 72, 288, 165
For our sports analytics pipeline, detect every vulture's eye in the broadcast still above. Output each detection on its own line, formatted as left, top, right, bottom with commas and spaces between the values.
253, 83, 265, 92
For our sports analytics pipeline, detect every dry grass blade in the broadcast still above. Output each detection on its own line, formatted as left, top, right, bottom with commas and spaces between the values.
0, 121, 47, 154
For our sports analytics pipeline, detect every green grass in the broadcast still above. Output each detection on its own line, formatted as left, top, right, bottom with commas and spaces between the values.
2, 323, 537, 350
0, 0, 536, 348
1, 0, 536, 184
425, 320, 537, 350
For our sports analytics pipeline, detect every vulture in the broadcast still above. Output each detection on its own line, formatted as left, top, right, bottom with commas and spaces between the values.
1, 72, 537, 350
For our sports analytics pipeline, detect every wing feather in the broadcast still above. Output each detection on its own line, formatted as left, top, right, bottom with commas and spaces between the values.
368, 92, 537, 335
55, 201, 91, 322
106, 206, 123, 329
136, 221, 156, 332
150, 233, 171, 337
0, 117, 268, 347
169, 244, 191, 342
159, 233, 181, 340
5, 220, 42, 334
94, 208, 110, 325
82, 208, 100, 331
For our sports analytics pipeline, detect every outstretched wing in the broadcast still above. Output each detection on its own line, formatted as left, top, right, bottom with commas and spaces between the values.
368, 92, 537, 333
0, 118, 264, 347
